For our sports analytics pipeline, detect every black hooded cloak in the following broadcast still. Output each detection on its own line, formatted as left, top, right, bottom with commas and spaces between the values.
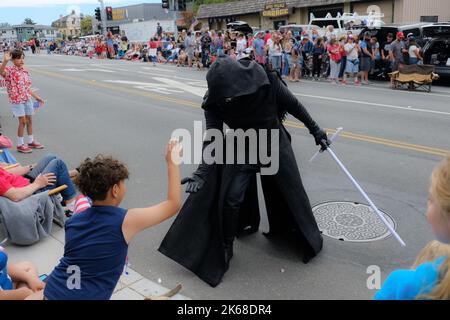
159, 57, 323, 287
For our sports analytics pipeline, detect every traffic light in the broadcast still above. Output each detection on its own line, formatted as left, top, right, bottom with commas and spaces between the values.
95, 7, 101, 21
162, 0, 169, 10
106, 6, 113, 20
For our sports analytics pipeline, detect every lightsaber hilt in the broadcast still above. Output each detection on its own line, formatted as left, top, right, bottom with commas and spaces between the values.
310, 127, 343, 163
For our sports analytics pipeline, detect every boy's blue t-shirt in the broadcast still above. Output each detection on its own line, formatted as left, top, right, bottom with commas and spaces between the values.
253, 38, 265, 56
375, 256, 447, 300
0, 248, 13, 291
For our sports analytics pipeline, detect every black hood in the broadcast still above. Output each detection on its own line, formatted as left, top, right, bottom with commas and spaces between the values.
202, 56, 270, 109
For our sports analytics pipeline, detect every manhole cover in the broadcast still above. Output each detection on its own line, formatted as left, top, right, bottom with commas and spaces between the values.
312, 201, 396, 242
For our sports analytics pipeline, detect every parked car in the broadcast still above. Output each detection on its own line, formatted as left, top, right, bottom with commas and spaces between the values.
360, 23, 430, 47
422, 23, 450, 78
226, 21, 253, 36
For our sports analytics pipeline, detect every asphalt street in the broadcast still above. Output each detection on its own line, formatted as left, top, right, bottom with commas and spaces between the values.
1, 53, 449, 299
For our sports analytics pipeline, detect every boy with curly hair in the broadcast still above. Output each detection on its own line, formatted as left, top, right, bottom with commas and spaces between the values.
27, 140, 182, 300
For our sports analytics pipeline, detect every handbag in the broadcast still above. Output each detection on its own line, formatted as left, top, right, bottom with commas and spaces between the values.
0, 135, 12, 149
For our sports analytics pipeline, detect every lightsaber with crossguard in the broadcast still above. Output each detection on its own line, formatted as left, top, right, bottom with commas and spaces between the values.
310, 128, 406, 247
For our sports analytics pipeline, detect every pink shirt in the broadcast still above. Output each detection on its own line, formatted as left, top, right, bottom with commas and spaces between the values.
1, 65, 32, 104
327, 44, 342, 62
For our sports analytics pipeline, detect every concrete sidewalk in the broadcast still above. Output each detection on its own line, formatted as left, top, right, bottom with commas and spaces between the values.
1, 223, 189, 300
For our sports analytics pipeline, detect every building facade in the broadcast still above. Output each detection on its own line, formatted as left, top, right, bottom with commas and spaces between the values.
52, 11, 83, 38
33, 25, 59, 41
0, 27, 16, 42
1, 24, 58, 42
94, 2, 195, 35
197, 0, 450, 31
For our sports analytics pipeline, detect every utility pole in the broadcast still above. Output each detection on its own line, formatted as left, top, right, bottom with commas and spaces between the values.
171, 0, 178, 39
98, 0, 107, 35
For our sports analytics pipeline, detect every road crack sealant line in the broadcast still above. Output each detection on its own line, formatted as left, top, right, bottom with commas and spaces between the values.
30, 68, 449, 158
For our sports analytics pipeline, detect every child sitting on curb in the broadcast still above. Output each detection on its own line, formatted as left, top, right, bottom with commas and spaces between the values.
26, 139, 182, 300
0, 246, 45, 300
375, 156, 450, 300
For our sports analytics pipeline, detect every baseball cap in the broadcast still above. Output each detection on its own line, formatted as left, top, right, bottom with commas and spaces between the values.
397, 31, 404, 38
348, 34, 354, 39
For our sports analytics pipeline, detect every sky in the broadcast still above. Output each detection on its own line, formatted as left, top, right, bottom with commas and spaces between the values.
0, 0, 159, 25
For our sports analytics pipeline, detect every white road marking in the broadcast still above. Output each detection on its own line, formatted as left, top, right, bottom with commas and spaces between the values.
61, 68, 115, 73
103, 80, 184, 95
294, 78, 450, 99
152, 77, 207, 97
142, 66, 176, 73
295, 93, 450, 116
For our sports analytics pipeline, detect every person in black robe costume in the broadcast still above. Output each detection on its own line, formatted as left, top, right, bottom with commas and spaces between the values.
159, 56, 330, 287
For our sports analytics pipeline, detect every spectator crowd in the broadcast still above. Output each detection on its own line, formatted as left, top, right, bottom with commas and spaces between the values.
1, 24, 424, 86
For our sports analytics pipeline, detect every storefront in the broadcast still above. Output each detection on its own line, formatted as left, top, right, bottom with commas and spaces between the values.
262, 3, 290, 30
197, 0, 450, 33
196, 0, 357, 31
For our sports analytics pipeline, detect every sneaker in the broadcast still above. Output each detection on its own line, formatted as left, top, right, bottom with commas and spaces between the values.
354, 80, 361, 86
341, 80, 348, 85
17, 145, 32, 153
28, 141, 44, 149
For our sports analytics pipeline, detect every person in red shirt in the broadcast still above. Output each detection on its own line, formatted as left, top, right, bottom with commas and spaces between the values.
149, 37, 158, 66
264, 30, 271, 45
0, 49, 45, 154
0, 154, 78, 210
327, 39, 342, 84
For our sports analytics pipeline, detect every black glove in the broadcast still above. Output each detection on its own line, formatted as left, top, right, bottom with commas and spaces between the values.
181, 174, 205, 194
311, 127, 331, 151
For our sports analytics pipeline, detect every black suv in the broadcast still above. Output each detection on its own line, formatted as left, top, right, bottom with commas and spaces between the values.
421, 23, 450, 78
360, 23, 430, 47
226, 21, 253, 36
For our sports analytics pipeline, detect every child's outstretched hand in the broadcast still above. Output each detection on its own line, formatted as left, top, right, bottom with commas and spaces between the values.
165, 139, 183, 165
2, 52, 11, 63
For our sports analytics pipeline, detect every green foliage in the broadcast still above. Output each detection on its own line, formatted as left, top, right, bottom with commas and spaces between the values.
23, 18, 36, 25
80, 16, 93, 36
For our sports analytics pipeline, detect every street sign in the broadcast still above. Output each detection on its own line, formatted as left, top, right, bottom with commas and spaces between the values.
262, 2, 289, 17
112, 9, 127, 21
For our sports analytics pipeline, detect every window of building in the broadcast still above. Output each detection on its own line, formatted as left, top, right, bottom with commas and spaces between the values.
420, 16, 438, 23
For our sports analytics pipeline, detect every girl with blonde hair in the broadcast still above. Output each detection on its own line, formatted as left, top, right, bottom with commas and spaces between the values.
375, 156, 450, 300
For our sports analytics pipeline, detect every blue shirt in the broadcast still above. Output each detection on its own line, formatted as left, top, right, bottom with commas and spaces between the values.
0, 248, 13, 291
375, 257, 447, 300
253, 38, 265, 56
302, 40, 313, 54
44, 206, 128, 300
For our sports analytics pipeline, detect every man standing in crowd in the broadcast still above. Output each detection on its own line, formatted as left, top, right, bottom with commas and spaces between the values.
389, 32, 407, 86
156, 22, 163, 38
201, 30, 212, 68
359, 31, 372, 85
184, 31, 195, 68
380, 33, 394, 78
253, 32, 265, 65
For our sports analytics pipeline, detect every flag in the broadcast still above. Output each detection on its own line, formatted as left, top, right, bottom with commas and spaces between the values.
190, 18, 199, 31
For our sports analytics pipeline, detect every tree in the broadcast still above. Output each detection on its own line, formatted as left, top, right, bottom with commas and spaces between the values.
80, 16, 93, 36
23, 18, 36, 25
